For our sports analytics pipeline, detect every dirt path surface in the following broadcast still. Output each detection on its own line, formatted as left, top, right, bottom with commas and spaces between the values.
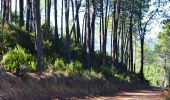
87, 88, 163, 100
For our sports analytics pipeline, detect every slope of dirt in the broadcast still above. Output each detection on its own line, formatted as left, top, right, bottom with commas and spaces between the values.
0, 71, 162, 100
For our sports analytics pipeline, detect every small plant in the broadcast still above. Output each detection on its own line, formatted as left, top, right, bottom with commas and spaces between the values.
82, 68, 103, 79
54, 59, 83, 76
65, 60, 83, 76
1, 45, 37, 74
100, 66, 112, 75
54, 58, 66, 71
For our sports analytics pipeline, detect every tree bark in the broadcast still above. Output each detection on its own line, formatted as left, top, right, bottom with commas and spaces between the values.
19, 0, 24, 27
26, 0, 31, 31
47, 0, 51, 26
65, 0, 71, 63
34, 0, 44, 71
54, 0, 59, 50
91, 0, 96, 59
61, 0, 64, 39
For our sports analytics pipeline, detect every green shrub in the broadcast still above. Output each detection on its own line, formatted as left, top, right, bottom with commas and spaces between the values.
144, 64, 165, 87
54, 59, 84, 76
82, 68, 103, 79
54, 58, 66, 71
0, 24, 35, 53
114, 72, 140, 82
100, 66, 112, 75
66, 61, 83, 76
1, 45, 37, 73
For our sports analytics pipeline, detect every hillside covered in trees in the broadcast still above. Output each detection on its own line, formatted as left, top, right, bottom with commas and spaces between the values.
0, 0, 170, 99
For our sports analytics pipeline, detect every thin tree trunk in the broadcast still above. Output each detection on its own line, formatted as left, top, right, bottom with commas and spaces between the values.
19, 0, 24, 27
47, 0, 51, 26
61, 0, 64, 39
15, 0, 17, 23
34, 0, 44, 71
54, 0, 59, 49
75, 0, 81, 45
140, 36, 144, 81
26, 0, 31, 31
65, 0, 71, 63
85, 0, 91, 67
129, 7, 133, 72
91, 0, 96, 59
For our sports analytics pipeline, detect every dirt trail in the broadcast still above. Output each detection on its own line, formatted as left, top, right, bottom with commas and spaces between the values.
88, 88, 163, 100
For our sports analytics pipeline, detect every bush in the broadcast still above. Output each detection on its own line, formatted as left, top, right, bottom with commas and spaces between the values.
1, 45, 37, 73
0, 24, 35, 53
82, 68, 103, 79
114, 72, 140, 82
54, 58, 66, 71
54, 59, 83, 76
144, 64, 165, 87
65, 61, 83, 76
100, 66, 112, 75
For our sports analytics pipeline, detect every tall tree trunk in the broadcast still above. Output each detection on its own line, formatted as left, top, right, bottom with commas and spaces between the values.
15, 0, 17, 23
47, 0, 51, 26
99, 15, 102, 52
19, 0, 24, 27
71, 0, 76, 45
65, 0, 71, 63
30, 0, 33, 31
85, 0, 91, 67
54, 0, 59, 51
61, 0, 64, 39
101, 0, 105, 66
102, 0, 109, 66
140, 36, 144, 81
91, 0, 96, 59
9, 0, 11, 21
5, 0, 9, 23
129, 5, 133, 72
34, 0, 44, 71
75, 0, 81, 45
26, 0, 31, 31
112, 0, 120, 72
45, 0, 47, 21
121, 17, 124, 64
2, 0, 9, 27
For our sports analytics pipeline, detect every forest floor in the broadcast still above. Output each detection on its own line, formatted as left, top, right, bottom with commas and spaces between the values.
85, 88, 162, 100
0, 71, 164, 100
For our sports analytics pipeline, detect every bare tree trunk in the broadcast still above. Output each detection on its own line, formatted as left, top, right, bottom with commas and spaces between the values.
140, 36, 144, 81
61, 0, 64, 39
15, 0, 17, 23
112, 0, 120, 72
19, 0, 24, 27
34, 0, 44, 71
2, 0, 9, 27
54, 0, 59, 50
129, 5, 133, 72
45, 0, 47, 21
26, 0, 31, 31
85, 0, 91, 67
65, 0, 71, 63
47, 0, 51, 26
75, 0, 81, 45
91, 0, 96, 59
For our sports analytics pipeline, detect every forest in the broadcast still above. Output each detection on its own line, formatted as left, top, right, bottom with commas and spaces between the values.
0, 0, 170, 99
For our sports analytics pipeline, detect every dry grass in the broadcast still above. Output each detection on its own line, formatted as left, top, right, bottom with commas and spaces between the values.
0, 71, 150, 100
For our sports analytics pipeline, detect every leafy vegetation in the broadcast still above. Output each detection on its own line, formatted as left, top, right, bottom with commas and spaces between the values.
1, 45, 36, 73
